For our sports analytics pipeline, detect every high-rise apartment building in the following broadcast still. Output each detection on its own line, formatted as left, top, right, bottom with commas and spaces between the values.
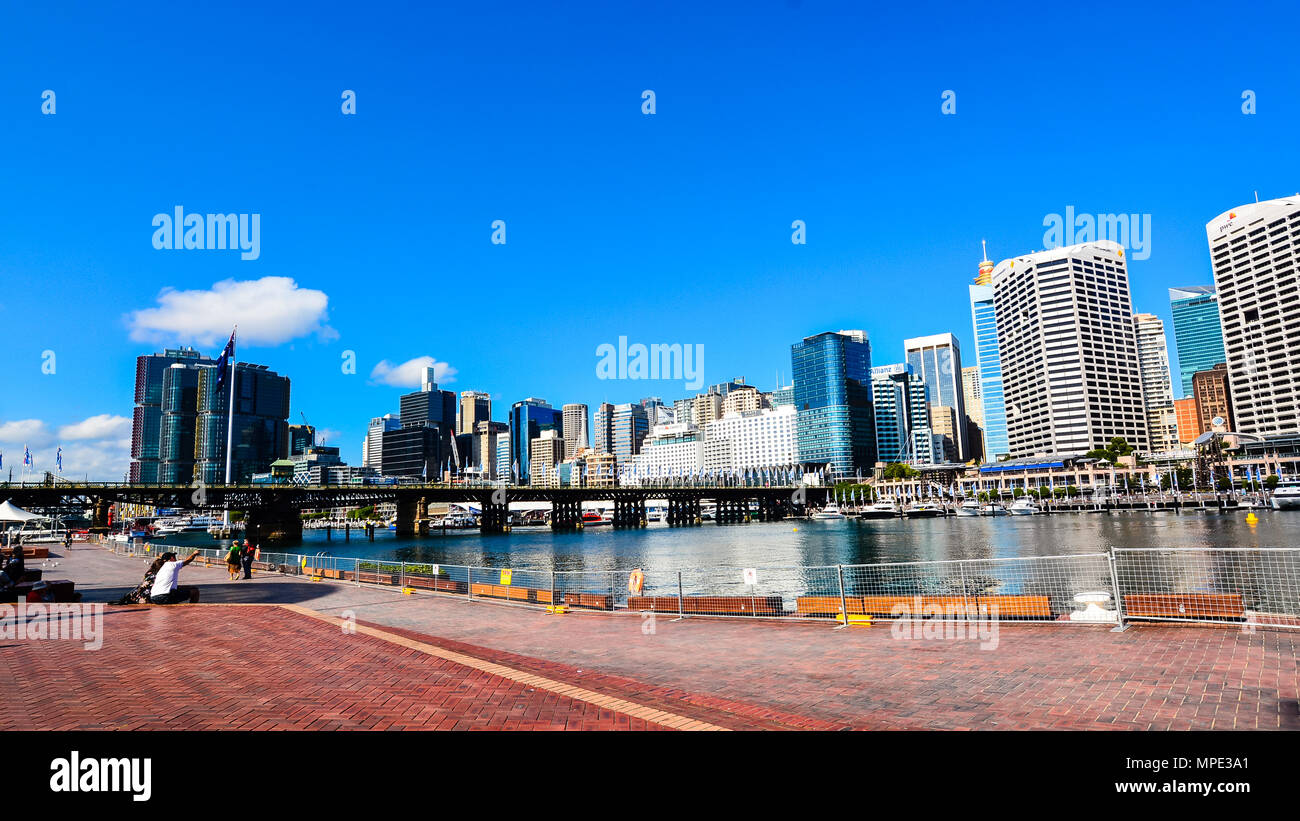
157, 362, 205, 483
474, 420, 509, 480
562, 403, 590, 459
457, 391, 491, 436
130, 347, 213, 482
528, 430, 565, 487
1133, 313, 1179, 452
1168, 285, 1227, 397
904, 333, 968, 460
961, 366, 983, 428
721, 385, 762, 417
791, 330, 876, 479
1174, 397, 1200, 445
702, 405, 798, 474
1205, 196, 1300, 436
992, 240, 1149, 457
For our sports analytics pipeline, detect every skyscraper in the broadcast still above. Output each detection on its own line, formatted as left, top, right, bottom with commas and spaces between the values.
611, 403, 649, 464
969, 243, 1008, 462
130, 347, 213, 482
158, 362, 205, 483
1133, 313, 1179, 452
791, 330, 876, 479
1192, 363, 1234, 434
1205, 196, 1300, 436
993, 241, 1149, 457
194, 362, 291, 483
870, 363, 933, 464
562, 403, 590, 458
593, 402, 615, 454
903, 332, 968, 460
287, 424, 315, 456
510, 398, 563, 483
458, 391, 491, 436
1168, 285, 1227, 398
364, 414, 401, 472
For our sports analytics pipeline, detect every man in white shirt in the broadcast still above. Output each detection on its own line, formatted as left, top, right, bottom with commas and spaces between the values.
149, 550, 202, 604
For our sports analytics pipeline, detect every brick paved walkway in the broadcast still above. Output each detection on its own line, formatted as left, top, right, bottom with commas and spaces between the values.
5, 544, 1297, 731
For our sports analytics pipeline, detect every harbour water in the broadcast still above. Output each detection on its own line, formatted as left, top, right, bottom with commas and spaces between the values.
156, 508, 1299, 575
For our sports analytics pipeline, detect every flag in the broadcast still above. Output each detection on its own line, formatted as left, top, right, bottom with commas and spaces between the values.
56, 447, 63, 472
24, 446, 32, 467
214, 328, 236, 391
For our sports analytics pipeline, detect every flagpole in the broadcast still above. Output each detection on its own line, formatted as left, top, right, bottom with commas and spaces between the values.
222, 326, 237, 531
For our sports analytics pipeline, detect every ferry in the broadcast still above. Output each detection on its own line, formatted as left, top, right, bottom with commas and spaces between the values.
581, 510, 613, 527
1271, 480, 1300, 510
811, 503, 847, 520
857, 499, 900, 520
1007, 498, 1041, 515
153, 516, 217, 536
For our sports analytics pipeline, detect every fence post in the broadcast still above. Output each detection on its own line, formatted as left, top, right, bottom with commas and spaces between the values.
836, 564, 849, 629
958, 559, 971, 618
551, 569, 557, 608
466, 566, 473, 601
399, 561, 405, 590
1108, 549, 1128, 633
674, 570, 685, 621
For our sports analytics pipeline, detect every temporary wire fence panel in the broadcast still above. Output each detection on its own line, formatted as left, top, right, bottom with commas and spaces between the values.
1113, 547, 1300, 629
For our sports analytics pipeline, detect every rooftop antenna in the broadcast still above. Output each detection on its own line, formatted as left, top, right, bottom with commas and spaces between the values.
1255, 191, 1260, 203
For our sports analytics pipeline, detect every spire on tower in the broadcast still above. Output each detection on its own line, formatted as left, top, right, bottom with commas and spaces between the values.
975, 240, 994, 285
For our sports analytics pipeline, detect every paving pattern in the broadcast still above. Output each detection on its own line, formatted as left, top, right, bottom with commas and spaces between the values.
4, 543, 1297, 731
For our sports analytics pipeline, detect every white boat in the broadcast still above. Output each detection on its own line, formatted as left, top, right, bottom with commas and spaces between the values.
857, 499, 900, 520
811, 503, 846, 520
903, 502, 944, 518
1271, 480, 1300, 510
980, 503, 1008, 516
1008, 498, 1040, 515
955, 500, 982, 517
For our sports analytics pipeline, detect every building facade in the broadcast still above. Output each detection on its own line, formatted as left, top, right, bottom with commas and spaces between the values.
611, 403, 649, 464
870, 363, 934, 464
992, 241, 1150, 458
969, 264, 1009, 462
1192, 363, 1234, 434
791, 329, 876, 479
130, 347, 213, 482
1133, 312, 1179, 452
194, 362, 291, 483
458, 391, 491, 436
1168, 285, 1227, 398
1205, 196, 1300, 436
702, 405, 798, 475
510, 398, 563, 483
904, 332, 968, 460
561, 403, 590, 459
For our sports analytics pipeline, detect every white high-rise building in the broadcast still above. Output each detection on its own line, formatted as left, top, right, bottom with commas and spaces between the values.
993, 240, 1150, 457
364, 413, 401, 472
1206, 195, 1300, 435
1133, 313, 1179, 452
626, 423, 704, 484
561, 403, 589, 459
702, 404, 798, 474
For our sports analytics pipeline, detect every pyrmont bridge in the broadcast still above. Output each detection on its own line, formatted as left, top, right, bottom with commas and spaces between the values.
0, 481, 831, 544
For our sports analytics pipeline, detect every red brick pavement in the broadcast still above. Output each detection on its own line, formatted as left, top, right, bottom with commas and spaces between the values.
0, 605, 697, 731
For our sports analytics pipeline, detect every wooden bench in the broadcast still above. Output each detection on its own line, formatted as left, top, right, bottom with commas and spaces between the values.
402, 575, 466, 594
628, 595, 785, 616
470, 583, 553, 604
13, 579, 79, 603
564, 592, 613, 611
19, 546, 50, 559
1123, 593, 1246, 620
978, 595, 1053, 618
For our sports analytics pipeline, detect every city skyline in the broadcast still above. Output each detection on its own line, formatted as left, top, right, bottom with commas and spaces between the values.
5, 2, 1300, 478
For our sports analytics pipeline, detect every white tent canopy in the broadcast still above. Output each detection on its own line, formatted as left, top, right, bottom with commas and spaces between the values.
0, 500, 45, 523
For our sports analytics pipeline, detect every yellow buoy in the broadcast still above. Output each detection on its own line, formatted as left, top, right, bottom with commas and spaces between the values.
1246, 512, 1259, 525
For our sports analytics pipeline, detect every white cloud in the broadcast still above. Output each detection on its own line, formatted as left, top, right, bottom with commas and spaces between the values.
59, 414, 131, 440
0, 415, 132, 480
127, 276, 337, 347
0, 419, 51, 447
369, 356, 457, 388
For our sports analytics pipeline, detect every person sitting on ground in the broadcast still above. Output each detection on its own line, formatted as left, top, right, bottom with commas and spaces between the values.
111, 556, 168, 605
149, 550, 201, 604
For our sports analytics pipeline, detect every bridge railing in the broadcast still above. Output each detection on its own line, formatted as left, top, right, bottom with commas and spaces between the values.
93, 538, 1300, 629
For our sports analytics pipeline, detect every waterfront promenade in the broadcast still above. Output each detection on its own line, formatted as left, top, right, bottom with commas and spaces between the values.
3, 544, 1297, 731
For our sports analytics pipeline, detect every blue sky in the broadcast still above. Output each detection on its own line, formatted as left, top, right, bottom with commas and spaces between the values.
2, 0, 1299, 478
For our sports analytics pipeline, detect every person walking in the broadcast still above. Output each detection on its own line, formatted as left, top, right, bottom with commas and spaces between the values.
241, 542, 255, 580
225, 541, 241, 581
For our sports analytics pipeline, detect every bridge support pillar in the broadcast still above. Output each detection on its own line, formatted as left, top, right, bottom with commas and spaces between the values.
244, 505, 303, 546
551, 499, 581, 532
480, 498, 510, 534
91, 499, 112, 533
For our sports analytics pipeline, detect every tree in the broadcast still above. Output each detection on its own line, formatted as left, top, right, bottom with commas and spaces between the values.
882, 462, 919, 481
1265, 474, 1280, 490
1012, 487, 1025, 498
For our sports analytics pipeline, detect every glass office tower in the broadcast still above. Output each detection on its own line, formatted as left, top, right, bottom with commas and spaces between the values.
510, 398, 563, 483
790, 330, 876, 479
1168, 285, 1226, 398
969, 283, 1009, 461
